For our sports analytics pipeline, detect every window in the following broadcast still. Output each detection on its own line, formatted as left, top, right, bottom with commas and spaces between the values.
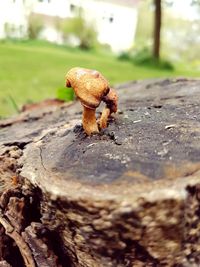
70, 4, 81, 15
70, 4, 75, 12
109, 17, 114, 23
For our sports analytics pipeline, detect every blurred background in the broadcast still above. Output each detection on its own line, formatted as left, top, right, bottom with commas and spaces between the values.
0, 0, 199, 117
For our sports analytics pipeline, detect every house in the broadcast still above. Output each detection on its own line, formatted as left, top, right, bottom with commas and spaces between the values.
0, 0, 27, 39
0, 0, 139, 52
73, 0, 139, 52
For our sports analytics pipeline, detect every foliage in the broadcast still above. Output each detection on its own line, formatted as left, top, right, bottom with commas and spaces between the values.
135, 0, 153, 48
131, 48, 174, 70
60, 12, 97, 50
162, 10, 200, 62
117, 52, 131, 61
191, 0, 200, 14
7, 95, 20, 113
56, 87, 74, 101
135, 0, 200, 63
118, 48, 174, 71
192, 0, 200, 5
27, 14, 43, 39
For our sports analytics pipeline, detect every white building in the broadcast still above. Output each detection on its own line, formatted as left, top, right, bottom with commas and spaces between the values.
0, 0, 139, 52
0, 0, 28, 39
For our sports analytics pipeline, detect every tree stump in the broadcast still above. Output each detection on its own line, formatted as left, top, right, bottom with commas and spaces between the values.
0, 78, 200, 267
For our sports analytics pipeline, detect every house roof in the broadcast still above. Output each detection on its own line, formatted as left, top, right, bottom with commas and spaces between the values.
96, 0, 139, 8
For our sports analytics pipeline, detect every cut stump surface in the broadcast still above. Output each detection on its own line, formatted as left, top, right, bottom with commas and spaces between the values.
0, 78, 200, 267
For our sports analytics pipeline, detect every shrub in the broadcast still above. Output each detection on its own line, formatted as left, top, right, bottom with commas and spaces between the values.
117, 52, 131, 61
60, 11, 97, 50
118, 47, 174, 71
133, 48, 174, 70
27, 14, 43, 39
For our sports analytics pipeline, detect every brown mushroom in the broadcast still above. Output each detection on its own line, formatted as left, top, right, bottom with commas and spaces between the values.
99, 88, 118, 129
65, 67, 110, 135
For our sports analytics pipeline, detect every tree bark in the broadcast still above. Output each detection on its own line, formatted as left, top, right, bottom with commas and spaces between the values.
0, 78, 200, 266
153, 0, 162, 60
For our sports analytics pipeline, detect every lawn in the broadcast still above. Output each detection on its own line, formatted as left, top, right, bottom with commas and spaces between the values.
0, 40, 199, 117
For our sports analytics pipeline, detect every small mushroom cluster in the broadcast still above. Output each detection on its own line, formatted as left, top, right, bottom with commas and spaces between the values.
65, 67, 118, 135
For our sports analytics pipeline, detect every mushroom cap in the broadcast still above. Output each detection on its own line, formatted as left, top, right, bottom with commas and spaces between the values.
65, 67, 110, 109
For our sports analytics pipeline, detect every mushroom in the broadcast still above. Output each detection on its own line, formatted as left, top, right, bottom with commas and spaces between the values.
65, 67, 111, 135
100, 88, 118, 129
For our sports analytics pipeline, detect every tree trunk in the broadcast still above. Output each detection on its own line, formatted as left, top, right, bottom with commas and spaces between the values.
0, 78, 200, 266
153, 0, 162, 60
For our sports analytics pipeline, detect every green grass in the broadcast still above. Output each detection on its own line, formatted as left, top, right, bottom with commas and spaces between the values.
0, 40, 199, 117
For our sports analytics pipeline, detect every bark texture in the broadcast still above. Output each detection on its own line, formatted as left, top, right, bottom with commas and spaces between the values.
0, 78, 200, 267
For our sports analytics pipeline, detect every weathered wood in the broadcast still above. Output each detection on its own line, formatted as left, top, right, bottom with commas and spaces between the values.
0, 78, 200, 266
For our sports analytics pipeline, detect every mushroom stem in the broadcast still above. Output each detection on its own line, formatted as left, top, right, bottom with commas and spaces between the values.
99, 88, 118, 130
82, 106, 99, 135
99, 107, 111, 129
